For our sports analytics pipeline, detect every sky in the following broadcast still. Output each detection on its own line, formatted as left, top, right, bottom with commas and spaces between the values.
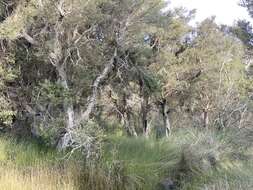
168, 0, 253, 25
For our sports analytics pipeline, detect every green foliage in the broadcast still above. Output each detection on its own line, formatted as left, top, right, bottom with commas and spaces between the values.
233, 20, 253, 50
0, 0, 40, 39
0, 1, 252, 189
35, 80, 71, 106
0, 50, 18, 126
241, 0, 253, 18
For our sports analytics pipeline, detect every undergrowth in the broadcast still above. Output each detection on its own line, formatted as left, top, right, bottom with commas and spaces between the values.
0, 127, 252, 190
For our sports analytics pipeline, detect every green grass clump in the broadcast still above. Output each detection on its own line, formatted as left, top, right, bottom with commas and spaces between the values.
0, 127, 252, 190
0, 136, 58, 167
102, 127, 253, 190
103, 136, 181, 189
0, 136, 78, 190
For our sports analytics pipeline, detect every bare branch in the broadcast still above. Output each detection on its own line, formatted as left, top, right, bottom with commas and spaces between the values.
22, 31, 38, 46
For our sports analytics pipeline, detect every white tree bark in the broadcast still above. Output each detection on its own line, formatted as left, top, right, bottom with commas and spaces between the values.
54, 62, 75, 150
161, 100, 171, 138
49, 22, 75, 150
75, 48, 118, 126
22, 31, 38, 46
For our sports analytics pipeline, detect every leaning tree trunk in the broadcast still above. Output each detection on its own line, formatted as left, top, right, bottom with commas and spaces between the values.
75, 48, 118, 126
57, 49, 118, 150
56, 53, 117, 150
160, 99, 171, 138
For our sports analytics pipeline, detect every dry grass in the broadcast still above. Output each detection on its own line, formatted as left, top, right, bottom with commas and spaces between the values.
0, 137, 79, 190
0, 165, 76, 190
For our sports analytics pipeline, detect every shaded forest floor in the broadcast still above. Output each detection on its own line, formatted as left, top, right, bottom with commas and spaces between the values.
0, 127, 252, 190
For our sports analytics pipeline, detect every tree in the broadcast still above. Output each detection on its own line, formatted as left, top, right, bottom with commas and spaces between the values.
0, 0, 171, 149
240, 0, 253, 17
0, 41, 17, 127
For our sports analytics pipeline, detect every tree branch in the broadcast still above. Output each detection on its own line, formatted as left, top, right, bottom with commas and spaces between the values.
22, 31, 38, 46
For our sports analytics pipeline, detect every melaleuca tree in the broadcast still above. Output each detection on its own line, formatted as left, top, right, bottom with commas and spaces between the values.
145, 8, 195, 136
238, 0, 253, 77
232, 0, 253, 128
233, 20, 253, 50
234, 1, 253, 78
0, 0, 173, 150
149, 17, 246, 132
232, 20, 253, 100
175, 18, 246, 129
94, 3, 195, 137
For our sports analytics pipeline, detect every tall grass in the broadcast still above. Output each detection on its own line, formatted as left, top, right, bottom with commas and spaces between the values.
0, 127, 252, 190
102, 136, 181, 190
102, 128, 253, 190
0, 136, 79, 190
0, 166, 75, 190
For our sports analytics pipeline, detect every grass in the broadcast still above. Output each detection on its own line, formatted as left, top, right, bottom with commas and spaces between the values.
0, 137, 57, 166
180, 161, 253, 190
103, 136, 181, 189
102, 128, 253, 190
0, 166, 75, 190
0, 127, 252, 190
0, 136, 78, 190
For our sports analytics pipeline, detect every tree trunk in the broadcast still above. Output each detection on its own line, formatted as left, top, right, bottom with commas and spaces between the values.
139, 79, 150, 136
125, 111, 138, 137
75, 48, 117, 126
120, 92, 137, 137
48, 21, 75, 150
57, 51, 116, 149
57, 49, 117, 150
160, 99, 171, 138
56, 64, 75, 150
202, 110, 209, 128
